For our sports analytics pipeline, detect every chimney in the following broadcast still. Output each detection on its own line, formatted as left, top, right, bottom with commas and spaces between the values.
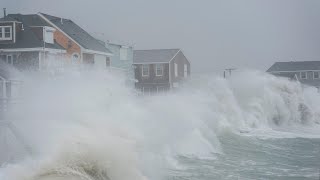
3, 8, 6, 17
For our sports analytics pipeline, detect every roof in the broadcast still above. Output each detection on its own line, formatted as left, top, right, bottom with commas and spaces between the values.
0, 14, 64, 50
133, 49, 180, 64
8, 14, 50, 27
0, 28, 64, 50
0, 16, 18, 22
267, 61, 320, 72
40, 13, 112, 54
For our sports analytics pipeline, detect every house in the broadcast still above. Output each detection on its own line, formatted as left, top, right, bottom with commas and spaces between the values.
0, 10, 113, 71
0, 12, 66, 71
267, 61, 320, 88
133, 49, 190, 94
38, 13, 113, 69
107, 43, 134, 86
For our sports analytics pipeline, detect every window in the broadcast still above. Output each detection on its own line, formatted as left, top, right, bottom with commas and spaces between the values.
0, 55, 6, 62
155, 64, 163, 76
7, 55, 12, 65
0, 26, 12, 40
300, 72, 307, 79
174, 63, 178, 77
0, 55, 13, 65
120, 47, 128, 60
71, 53, 80, 64
313, 71, 320, 79
184, 64, 188, 77
142, 65, 149, 77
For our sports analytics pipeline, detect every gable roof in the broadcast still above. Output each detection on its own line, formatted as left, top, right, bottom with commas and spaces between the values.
267, 61, 320, 72
133, 49, 180, 64
39, 13, 112, 55
0, 14, 64, 50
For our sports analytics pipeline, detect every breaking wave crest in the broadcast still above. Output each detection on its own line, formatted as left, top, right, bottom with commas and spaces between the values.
1, 70, 320, 180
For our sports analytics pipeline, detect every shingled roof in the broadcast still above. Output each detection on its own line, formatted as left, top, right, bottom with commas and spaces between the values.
0, 15, 18, 22
133, 49, 180, 64
267, 61, 320, 72
0, 14, 64, 50
40, 13, 112, 55
8, 14, 50, 27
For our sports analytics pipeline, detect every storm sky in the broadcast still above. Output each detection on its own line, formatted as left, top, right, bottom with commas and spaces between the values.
1, 0, 320, 73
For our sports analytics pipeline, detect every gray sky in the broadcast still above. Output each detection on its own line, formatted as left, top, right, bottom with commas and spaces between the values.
2, 0, 320, 73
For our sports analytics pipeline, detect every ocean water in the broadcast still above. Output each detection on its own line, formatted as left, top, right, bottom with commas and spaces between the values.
168, 135, 320, 180
0, 70, 320, 180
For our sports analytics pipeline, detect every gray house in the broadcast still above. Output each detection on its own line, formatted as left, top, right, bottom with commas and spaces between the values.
133, 49, 190, 94
267, 61, 320, 88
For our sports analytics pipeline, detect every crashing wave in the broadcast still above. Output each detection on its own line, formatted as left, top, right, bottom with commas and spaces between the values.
0, 70, 320, 179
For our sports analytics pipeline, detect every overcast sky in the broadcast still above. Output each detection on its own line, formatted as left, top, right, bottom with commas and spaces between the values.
2, 0, 320, 73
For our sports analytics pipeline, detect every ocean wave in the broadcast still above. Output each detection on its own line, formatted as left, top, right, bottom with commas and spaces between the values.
0, 70, 320, 179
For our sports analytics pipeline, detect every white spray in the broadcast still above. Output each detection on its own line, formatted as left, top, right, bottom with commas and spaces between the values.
0, 69, 319, 180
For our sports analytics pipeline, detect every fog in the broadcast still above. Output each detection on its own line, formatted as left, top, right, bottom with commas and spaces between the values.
2, 0, 320, 73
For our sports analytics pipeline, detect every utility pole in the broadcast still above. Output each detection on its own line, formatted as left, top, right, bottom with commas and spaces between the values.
224, 68, 236, 78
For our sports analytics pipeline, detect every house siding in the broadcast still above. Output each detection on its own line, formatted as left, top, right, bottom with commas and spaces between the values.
82, 53, 94, 65
53, 29, 81, 59
108, 44, 134, 86
134, 63, 170, 92
170, 51, 190, 87
0, 52, 40, 70
271, 71, 320, 87
15, 52, 40, 70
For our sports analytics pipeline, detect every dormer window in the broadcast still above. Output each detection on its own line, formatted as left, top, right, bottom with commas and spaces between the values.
43, 26, 55, 44
0, 26, 12, 40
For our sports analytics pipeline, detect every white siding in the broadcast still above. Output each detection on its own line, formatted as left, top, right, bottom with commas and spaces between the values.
120, 47, 128, 60
94, 54, 108, 69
